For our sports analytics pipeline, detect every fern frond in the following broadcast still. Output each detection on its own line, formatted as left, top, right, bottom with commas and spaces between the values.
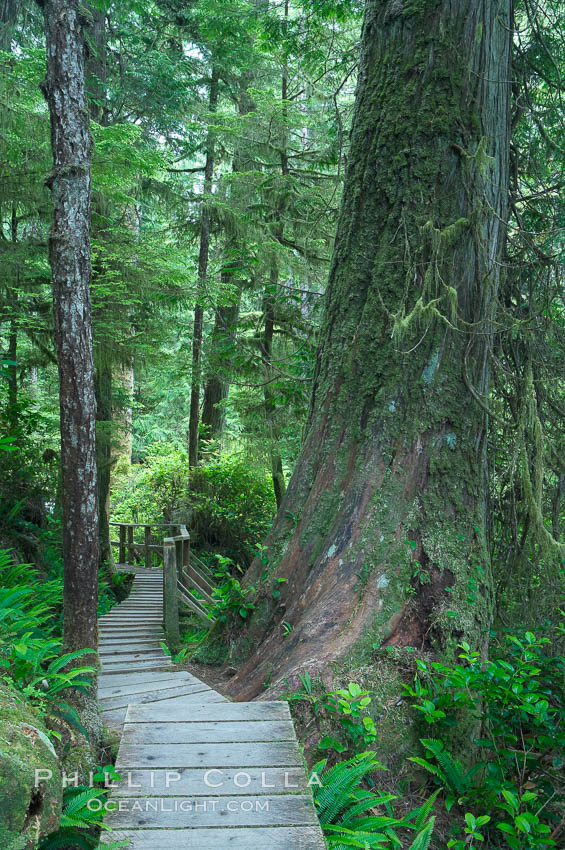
407, 817, 435, 850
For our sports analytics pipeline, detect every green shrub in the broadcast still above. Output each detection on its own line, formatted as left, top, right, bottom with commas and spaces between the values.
113, 445, 276, 564
403, 625, 565, 848
189, 454, 275, 564
289, 673, 377, 755
0, 549, 116, 735
111, 443, 189, 525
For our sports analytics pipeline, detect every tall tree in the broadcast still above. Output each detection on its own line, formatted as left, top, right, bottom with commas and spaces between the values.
188, 66, 219, 468
40, 0, 99, 652
228, 0, 512, 705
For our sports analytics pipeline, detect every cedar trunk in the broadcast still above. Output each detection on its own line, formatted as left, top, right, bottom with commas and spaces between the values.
228, 0, 511, 702
43, 0, 99, 652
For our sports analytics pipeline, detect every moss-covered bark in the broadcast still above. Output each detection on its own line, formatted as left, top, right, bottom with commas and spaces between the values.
228, 0, 511, 709
0, 683, 62, 849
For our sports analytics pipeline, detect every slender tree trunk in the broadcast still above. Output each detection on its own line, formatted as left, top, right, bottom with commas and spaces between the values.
261, 276, 286, 508
42, 0, 99, 653
259, 5, 289, 506
0, 0, 17, 50
7, 203, 18, 427
228, 0, 511, 727
95, 363, 113, 566
201, 81, 255, 444
86, 0, 113, 567
188, 66, 219, 468
201, 291, 240, 442
7, 317, 17, 421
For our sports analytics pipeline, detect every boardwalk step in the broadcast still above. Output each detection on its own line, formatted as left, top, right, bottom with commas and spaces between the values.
101, 827, 325, 849
98, 565, 325, 848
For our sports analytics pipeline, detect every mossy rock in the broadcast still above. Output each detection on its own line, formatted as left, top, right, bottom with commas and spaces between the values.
0, 682, 62, 849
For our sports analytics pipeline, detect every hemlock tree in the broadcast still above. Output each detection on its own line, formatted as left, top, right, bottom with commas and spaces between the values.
228, 0, 512, 705
40, 0, 99, 652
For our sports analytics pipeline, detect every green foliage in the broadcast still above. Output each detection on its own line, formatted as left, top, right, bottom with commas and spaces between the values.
0, 549, 113, 734
290, 676, 377, 753
313, 752, 437, 849
207, 556, 256, 623
189, 455, 276, 564
112, 447, 276, 565
403, 626, 564, 847
323, 682, 378, 750
37, 782, 121, 850
111, 444, 190, 526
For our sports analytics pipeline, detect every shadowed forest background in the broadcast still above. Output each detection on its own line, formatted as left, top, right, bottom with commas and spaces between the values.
0, 0, 564, 848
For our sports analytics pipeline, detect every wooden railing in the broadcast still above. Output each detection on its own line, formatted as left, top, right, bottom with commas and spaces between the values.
110, 521, 179, 568
110, 521, 217, 653
162, 525, 216, 653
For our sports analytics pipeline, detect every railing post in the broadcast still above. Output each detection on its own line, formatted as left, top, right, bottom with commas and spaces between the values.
119, 524, 126, 564
175, 539, 183, 578
144, 525, 152, 569
127, 524, 134, 566
183, 536, 190, 569
163, 538, 180, 654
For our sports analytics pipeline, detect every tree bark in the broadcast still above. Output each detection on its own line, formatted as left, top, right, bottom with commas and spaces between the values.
42, 0, 99, 653
6, 203, 18, 428
188, 66, 219, 468
95, 363, 112, 566
86, 0, 113, 568
228, 0, 511, 708
201, 293, 240, 442
261, 277, 286, 509
201, 80, 255, 444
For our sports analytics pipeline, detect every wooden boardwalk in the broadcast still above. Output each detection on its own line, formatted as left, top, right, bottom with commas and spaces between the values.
98, 567, 325, 849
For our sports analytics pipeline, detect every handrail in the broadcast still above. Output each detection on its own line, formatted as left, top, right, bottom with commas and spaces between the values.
110, 519, 216, 653
162, 525, 216, 653
110, 520, 186, 568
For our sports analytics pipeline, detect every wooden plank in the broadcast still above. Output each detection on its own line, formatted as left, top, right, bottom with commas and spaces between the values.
98, 640, 162, 649
101, 707, 127, 730
184, 565, 214, 597
99, 632, 164, 639
99, 652, 167, 663
119, 524, 126, 564
126, 701, 288, 724
100, 684, 213, 711
103, 795, 318, 829
115, 741, 302, 769
98, 672, 185, 688
98, 675, 205, 699
99, 661, 173, 674
109, 766, 310, 797
121, 720, 296, 744
100, 827, 325, 849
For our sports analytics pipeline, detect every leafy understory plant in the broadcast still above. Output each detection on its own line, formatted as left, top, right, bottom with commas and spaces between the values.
404, 626, 564, 848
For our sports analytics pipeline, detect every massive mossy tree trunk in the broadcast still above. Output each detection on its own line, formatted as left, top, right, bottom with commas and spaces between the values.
42, 0, 99, 653
229, 0, 511, 701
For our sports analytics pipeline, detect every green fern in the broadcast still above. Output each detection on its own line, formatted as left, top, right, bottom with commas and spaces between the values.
314, 752, 386, 825
409, 739, 471, 800
313, 753, 437, 850
408, 817, 435, 850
